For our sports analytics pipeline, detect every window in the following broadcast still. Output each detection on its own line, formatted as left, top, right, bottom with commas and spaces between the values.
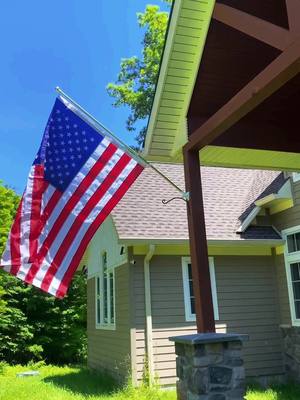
283, 226, 300, 326
293, 173, 300, 183
95, 252, 115, 329
182, 257, 219, 322
290, 263, 300, 319
287, 232, 300, 253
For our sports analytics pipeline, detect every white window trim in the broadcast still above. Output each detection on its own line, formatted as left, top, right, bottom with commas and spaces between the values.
282, 225, 300, 326
293, 173, 300, 183
95, 253, 116, 331
181, 256, 219, 322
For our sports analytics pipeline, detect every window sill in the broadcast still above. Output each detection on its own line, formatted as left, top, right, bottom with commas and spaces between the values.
95, 324, 116, 331
185, 315, 220, 323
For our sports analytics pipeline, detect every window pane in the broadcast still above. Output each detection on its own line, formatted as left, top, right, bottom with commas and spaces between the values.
293, 282, 300, 301
102, 252, 108, 323
187, 263, 195, 315
287, 234, 296, 253
291, 263, 300, 281
296, 233, 300, 252
110, 273, 114, 323
103, 253, 107, 272
188, 263, 192, 280
97, 298, 101, 324
103, 274, 108, 323
190, 297, 195, 315
189, 279, 194, 297
96, 277, 101, 324
295, 301, 300, 319
96, 277, 100, 296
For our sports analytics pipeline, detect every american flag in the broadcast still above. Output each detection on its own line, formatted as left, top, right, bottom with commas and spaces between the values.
0, 97, 144, 298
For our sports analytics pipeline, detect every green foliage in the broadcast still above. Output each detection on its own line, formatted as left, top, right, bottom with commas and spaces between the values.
0, 182, 87, 365
107, 2, 171, 148
0, 183, 20, 255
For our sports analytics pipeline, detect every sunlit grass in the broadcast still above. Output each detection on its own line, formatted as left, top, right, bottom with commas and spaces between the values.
246, 383, 300, 400
0, 364, 176, 400
1, 365, 300, 400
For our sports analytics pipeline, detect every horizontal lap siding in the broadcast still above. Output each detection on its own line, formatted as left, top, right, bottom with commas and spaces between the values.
272, 180, 300, 231
215, 256, 284, 378
87, 265, 131, 382
133, 255, 284, 386
271, 179, 300, 325
275, 254, 291, 325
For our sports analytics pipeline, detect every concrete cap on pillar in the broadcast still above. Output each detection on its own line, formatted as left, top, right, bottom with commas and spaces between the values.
169, 332, 249, 345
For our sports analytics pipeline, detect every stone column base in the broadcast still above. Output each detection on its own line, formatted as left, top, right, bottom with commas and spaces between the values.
170, 333, 249, 400
281, 325, 300, 382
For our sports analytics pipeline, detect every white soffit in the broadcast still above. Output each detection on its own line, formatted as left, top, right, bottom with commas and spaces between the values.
143, 0, 216, 161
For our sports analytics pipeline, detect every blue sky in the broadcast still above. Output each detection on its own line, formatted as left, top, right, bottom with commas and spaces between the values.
0, 0, 168, 193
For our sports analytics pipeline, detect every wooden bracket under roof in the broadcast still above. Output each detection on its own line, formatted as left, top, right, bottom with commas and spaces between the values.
144, 0, 300, 171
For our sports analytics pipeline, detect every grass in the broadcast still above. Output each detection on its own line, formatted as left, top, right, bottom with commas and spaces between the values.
0, 364, 176, 400
246, 384, 300, 400
1, 365, 300, 400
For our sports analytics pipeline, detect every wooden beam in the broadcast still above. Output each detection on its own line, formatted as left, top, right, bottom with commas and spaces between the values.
189, 116, 300, 153
185, 37, 300, 152
213, 3, 294, 51
286, 0, 300, 35
183, 148, 215, 333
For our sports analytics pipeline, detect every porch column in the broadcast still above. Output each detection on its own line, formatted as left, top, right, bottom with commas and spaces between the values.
183, 148, 215, 333
171, 333, 249, 400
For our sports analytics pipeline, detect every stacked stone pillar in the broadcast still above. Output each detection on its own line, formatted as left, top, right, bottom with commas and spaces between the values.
170, 333, 249, 400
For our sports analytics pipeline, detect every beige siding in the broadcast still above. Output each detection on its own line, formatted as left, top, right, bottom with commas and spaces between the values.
87, 265, 131, 382
270, 179, 300, 325
272, 179, 300, 231
133, 255, 284, 386
215, 256, 284, 379
87, 217, 127, 278
275, 254, 291, 325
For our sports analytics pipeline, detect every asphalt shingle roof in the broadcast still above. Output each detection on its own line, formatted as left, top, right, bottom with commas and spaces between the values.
111, 163, 283, 241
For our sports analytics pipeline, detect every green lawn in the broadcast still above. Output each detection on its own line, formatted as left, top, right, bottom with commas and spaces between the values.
0, 365, 175, 400
1, 365, 300, 400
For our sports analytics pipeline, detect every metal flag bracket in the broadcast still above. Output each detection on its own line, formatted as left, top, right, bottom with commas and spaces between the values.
162, 191, 190, 205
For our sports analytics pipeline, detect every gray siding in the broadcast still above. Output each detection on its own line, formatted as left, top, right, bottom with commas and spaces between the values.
270, 178, 300, 326
87, 265, 131, 382
133, 255, 284, 386
272, 179, 300, 232
275, 254, 291, 325
215, 256, 284, 378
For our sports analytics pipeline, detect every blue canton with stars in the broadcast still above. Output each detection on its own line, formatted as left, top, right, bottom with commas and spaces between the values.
34, 98, 103, 192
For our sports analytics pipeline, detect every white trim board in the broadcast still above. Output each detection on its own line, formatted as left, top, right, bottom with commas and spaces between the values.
181, 256, 219, 322
282, 225, 300, 327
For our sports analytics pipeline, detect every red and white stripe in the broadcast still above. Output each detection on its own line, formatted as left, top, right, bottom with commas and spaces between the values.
1, 137, 143, 298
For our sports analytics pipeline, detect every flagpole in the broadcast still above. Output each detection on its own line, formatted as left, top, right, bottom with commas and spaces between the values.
55, 87, 188, 199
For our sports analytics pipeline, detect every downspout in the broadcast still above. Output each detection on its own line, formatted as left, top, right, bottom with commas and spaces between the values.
144, 244, 155, 384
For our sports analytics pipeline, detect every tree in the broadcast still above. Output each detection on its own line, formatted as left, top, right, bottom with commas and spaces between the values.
0, 184, 20, 318
0, 182, 87, 364
107, 2, 171, 148
0, 184, 34, 363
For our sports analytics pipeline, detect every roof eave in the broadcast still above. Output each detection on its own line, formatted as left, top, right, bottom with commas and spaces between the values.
144, 0, 216, 160
118, 237, 284, 246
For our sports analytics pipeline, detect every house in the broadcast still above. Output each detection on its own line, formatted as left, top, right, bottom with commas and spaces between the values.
86, 0, 300, 388
86, 162, 300, 386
